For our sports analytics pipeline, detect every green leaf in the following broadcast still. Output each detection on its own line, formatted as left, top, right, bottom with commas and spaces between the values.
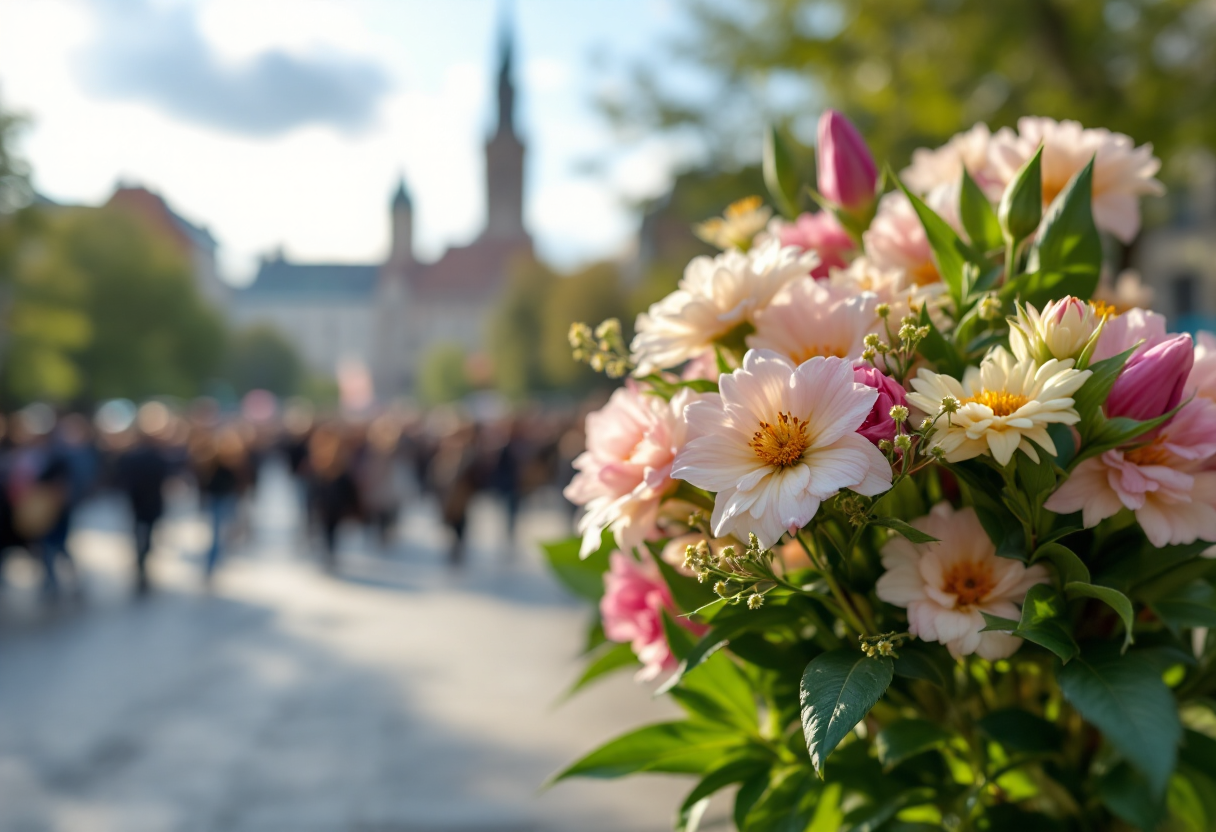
1152, 581, 1216, 635
677, 756, 771, 832
891, 642, 952, 688
543, 533, 613, 601
1025, 156, 1101, 302
562, 641, 637, 699
1065, 581, 1136, 650
551, 720, 746, 781
1072, 345, 1137, 431
1015, 441, 1058, 497
894, 179, 975, 308
1180, 729, 1216, 779
1014, 584, 1079, 663
998, 144, 1043, 246
844, 788, 936, 832
959, 166, 1002, 253
800, 650, 894, 773
648, 543, 718, 615
874, 719, 953, 770
1098, 762, 1167, 831
1058, 648, 1182, 798
977, 708, 1063, 755
870, 516, 939, 544
670, 651, 758, 732
658, 605, 803, 694
763, 126, 801, 218
1047, 422, 1076, 467
1034, 542, 1091, 586
737, 766, 819, 832
915, 303, 965, 377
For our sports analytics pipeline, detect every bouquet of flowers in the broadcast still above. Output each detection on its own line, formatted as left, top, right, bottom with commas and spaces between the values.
546, 110, 1216, 832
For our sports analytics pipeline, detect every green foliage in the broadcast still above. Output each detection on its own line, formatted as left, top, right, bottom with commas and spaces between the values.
416, 341, 472, 406
542, 533, 613, 602
552, 720, 750, 780
799, 650, 893, 774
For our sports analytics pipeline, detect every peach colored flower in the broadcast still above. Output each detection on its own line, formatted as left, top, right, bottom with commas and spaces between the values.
1045, 399, 1216, 547
565, 385, 703, 557
672, 350, 892, 548
864, 185, 960, 290
875, 503, 1049, 660
902, 123, 1013, 201
747, 277, 877, 366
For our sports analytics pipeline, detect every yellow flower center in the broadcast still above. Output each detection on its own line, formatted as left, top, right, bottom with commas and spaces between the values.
1088, 299, 1118, 320
790, 345, 848, 364
725, 195, 764, 219
910, 260, 941, 287
751, 412, 810, 468
961, 390, 1029, 417
1125, 439, 1173, 467
942, 560, 997, 609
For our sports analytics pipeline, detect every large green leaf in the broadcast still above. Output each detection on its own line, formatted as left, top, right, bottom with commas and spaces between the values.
1058, 649, 1182, 798
959, 166, 1002, 254
891, 642, 952, 689
543, 533, 613, 602
1152, 581, 1216, 634
1034, 542, 1091, 586
869, 516, 939, 544
1098, 762, 1166, 831
670, 651, 758, 732
1014, 584, 1079, 662
800, 650, 894, 773
763, 125, 801, 218
552, 720, 746, 781
977, 708, 1063, 755
1066, 581, 1136, 650
736, 766, 820, 832
874, 719, 953, 770
561, 641, 637, 700
1019, 156, 1101, 304
677, 755, 771, 832
894, 180, 975, 307
658, 604, 803, 694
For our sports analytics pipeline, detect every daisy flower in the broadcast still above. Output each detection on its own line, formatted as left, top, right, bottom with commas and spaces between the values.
991, 117, 1164, 242
747, 277, 878, 365
875, 503, 1049, 660
631, 239, 816, 374
907, 347, 1091, 466
671, 350, 892, 548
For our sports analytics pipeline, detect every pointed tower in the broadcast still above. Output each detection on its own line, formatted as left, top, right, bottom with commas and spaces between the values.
389, 176, 414, 268
483, 12, 527, 242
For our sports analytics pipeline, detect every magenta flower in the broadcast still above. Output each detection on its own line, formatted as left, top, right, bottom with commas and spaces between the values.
773, 211, 855, 278
817, 110, 878, 212
853, 366, 909, 445
1106, 334, 1193, 422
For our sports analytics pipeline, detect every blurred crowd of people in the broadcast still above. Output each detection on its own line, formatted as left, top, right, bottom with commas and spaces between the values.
0, 395, 590, 602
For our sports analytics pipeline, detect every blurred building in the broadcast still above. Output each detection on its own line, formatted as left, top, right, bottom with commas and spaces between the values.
105, 185, 228, 309
1133, 152, 1216, 332
231, 23, 532, 400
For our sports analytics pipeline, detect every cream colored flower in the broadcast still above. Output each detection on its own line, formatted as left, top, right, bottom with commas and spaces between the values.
827, 256, 949, 327
991, 117, 1164, 242
907, 347, 1091, 466
747, 277, 878, 365
631, 239, 816, 374
694, 196, 773, 251
902, 123, 1014, 201
1008, 296, 1105, 364
876, 503, 1049, 660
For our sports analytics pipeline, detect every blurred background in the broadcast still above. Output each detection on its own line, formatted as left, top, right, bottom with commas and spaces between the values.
0, 1, 1213, 830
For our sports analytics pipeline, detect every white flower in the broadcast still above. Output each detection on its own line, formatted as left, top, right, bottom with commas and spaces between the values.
991, 117, 1164, 242
747, 277, 878, 365
631, 239, 816, 374
907, 347, 1091, 466
902, 123, 1014, 201
828, 256, 949, 328
672, 350, 892, 548
1008, 296, 1105, 364
876, 503, 1049, 660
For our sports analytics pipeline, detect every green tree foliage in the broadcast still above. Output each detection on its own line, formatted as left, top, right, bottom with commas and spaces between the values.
417, 341, 472, 406
606, 0, 1216, 171
224, 324, 304, 397
4, 207, 226, 404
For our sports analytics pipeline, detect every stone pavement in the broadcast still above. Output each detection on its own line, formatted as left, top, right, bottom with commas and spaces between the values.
0, 461, 730, 832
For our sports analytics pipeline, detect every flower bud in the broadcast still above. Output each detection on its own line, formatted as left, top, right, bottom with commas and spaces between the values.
816, 110, 878, 212
1106, 334, 1193, 422
853, 366, 909, 445
1008, 296, 1103, 364
999, 144, 1043, 245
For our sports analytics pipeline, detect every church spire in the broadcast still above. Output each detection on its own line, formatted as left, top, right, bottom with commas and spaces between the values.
494, 4, 515, 135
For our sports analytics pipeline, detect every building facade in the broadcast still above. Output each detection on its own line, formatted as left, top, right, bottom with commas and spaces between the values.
231, 25, 533, 401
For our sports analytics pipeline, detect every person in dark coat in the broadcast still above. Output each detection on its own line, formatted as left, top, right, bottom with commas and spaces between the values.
116, 430, 172, 593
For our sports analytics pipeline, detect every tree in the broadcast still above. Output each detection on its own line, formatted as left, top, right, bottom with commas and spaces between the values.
224, 324, 304, 397
604, 0, 1216, 175
417, 341, 472, 406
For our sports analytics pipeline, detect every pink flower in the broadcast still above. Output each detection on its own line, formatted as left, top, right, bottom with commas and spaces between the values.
600, 552, 707, 681
1045, 399, 1216, 547
1106, 334, 1193, 422
1091, 307, 1167, 363
864, 186, 961, 289
853, 367, 909, 445
747, 277, 878, 366
817, 110, 878, 211
564, 385, 703, 557
875, 504, 1049, 660
901, 123, 1014, 202
1187, 331, 1216, 404
770, 212, 855, 278
672, 350, 892, 548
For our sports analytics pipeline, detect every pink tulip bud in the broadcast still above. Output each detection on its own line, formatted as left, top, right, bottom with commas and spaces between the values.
854, 366, 908, 445
817, 110, 878, 212
1106, 334, 1193, 422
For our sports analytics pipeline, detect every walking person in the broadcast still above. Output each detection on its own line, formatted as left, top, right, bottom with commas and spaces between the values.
192, 426, 249, 582
116, 425, 171, 594
428, 420, 479, 568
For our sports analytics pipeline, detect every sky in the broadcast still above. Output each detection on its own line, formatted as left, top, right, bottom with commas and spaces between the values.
0, 0, 708, 284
